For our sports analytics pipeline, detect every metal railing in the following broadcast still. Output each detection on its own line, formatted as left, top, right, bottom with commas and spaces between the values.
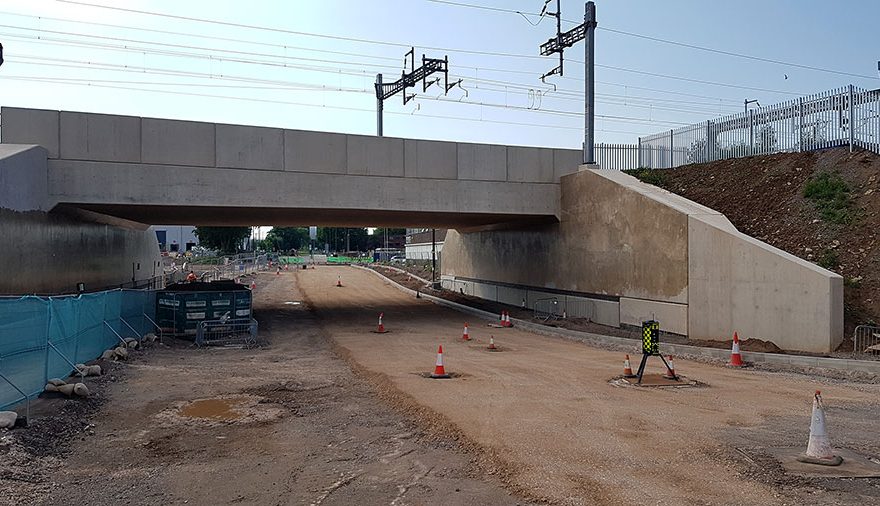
534, 297, 561, 322
195, 318, 258, 348
171, 253, 268, 284
595, 85, 880, 170
852, 325, 880, 358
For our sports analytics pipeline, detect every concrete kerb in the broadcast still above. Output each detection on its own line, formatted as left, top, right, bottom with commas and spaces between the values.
355, 265, 880, 377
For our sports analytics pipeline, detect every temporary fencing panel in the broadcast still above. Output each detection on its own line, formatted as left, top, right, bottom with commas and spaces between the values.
0, 289, 158, 409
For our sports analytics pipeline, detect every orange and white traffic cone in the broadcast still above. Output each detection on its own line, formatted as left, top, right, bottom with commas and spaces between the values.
250, 280, 256, 290
663, 355, 678, 380
501, 311, 512, 328
499, 311, 505, 326
373, 312, 388, 333
430, 345, 450, 379
336, 275, 343, 287
487, 336, 498, 351
728, 332, 745, 367
462, 323, 470, 341
623, 354, 636, 378
797, 391, 843, 466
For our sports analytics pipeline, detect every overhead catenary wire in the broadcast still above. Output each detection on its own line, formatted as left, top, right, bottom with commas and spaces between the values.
0, 10, 750, 105
422, 0, 878, 81
52, 0, 816, 95
0, 75, 656, 136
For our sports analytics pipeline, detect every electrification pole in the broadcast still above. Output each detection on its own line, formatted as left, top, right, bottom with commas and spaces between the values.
539, 1, 597, 165
376, 73, 383, 136
374, 48, 461, 137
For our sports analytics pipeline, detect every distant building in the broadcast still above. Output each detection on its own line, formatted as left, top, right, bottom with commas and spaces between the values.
149, 226, 198, 253
405, 228, 446, 260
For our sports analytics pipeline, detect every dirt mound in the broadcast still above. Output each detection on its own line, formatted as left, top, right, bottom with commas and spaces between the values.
630, 147, 880, 349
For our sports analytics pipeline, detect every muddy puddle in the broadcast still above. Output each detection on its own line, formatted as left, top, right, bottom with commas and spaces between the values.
179, 397, 247, 420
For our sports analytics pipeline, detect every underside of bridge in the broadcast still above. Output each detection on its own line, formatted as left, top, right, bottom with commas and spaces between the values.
63, 204, 556, 231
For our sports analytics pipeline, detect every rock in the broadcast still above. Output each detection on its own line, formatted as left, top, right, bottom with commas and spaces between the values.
0, 411, 17, 429
114, 347, 129, 360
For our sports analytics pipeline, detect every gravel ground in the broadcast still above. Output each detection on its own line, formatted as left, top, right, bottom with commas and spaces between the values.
0, 272, 526, 506
308, 265, 880, 505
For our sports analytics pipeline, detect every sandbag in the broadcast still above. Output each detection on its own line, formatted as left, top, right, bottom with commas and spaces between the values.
73, 383, 89, 397
73, 364, 101, 377
124, 337, 139, 349
101, 349, 116, 360
114, 347, 129, 360
47, 378, 67, 387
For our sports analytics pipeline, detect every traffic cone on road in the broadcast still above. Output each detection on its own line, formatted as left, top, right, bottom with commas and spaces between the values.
336, 275, 343, 287
501, 311, 512, 328
487, 336, 498, 351
797, 391, 843, 466
430, 345, 451, 379
663, 355, 678, 380
623, 354, 636, 378
462, 323, 470, 341
728, 332, 745, 367
372, 312, 388, 334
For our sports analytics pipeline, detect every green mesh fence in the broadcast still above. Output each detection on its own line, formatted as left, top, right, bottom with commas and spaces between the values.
0, 289, 156, 410
326, 256, 373, 264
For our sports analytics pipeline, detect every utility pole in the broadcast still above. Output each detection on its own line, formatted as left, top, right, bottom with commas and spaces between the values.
431, 228, 437, 289
744, 98, 760, 113
374, 48, 461, 137
539, 1, 597, 165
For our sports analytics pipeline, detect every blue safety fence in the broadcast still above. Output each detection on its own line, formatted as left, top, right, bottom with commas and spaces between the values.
0, 289, 157, 410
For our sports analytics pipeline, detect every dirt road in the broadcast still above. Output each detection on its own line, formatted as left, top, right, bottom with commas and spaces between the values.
5, 272, 523, 506
5, 266, 879, 505
299, 266, 880, 505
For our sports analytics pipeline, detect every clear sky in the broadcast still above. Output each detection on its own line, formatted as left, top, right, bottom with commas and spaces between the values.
0, 0, 877, 150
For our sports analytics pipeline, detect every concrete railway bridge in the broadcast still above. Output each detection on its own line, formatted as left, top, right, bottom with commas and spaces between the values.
0, 107, 842, 353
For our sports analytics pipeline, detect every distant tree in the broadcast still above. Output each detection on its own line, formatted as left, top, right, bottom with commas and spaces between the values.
316, 227, 371, 253
193, 226, 251, 254
264, 227, 309, 252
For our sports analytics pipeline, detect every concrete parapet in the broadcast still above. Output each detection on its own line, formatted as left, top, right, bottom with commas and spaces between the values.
215, 124, 284, 171
0, 145, 49, 211
142, 118, 215, 167
0, 106, 582, 184
60, 111, 141, 163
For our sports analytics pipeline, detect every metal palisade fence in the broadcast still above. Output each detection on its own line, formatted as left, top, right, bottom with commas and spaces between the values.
595, 85, 880, 170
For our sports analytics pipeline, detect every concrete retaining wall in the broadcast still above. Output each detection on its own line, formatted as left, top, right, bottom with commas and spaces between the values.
443, 168, 843, 353
0, 209, 161, 295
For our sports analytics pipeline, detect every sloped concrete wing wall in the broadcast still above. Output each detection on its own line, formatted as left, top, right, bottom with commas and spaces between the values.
443, 168, 843, 353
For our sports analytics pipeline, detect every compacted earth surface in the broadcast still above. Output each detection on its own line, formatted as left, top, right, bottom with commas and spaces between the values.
3, 267, 880, 505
